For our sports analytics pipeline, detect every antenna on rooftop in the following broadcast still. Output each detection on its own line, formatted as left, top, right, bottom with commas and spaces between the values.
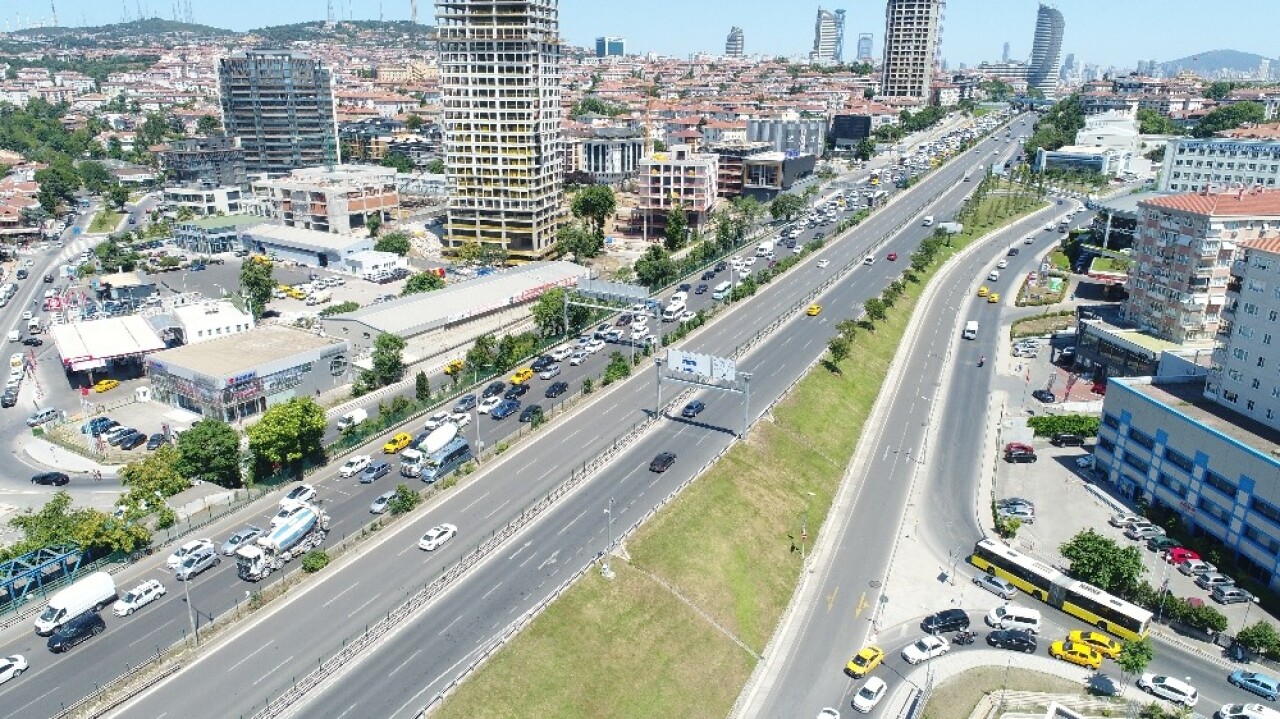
410, 0, 417, 24
49, 0, 57, 26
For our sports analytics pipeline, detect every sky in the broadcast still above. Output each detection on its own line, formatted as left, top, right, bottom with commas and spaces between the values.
4, 1, 1277, 69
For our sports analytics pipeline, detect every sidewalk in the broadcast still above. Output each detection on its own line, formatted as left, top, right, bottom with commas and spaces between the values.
20, 436, 120, 477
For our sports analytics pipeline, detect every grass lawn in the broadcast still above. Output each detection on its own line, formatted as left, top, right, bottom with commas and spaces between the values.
88, 209, 123, 234
1092, 256, 1131, 273
436, 187, 1047, 718
924, 667, 1083, 719
1048, 250, 1071, 271
1011, 312, 1076, 338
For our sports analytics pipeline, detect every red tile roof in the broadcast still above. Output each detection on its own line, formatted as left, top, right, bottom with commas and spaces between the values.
1140, 189, 1280, 217
1243, 236, 1280, 255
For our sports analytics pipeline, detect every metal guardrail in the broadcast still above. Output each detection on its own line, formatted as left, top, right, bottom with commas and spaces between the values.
50, 652, 179, 719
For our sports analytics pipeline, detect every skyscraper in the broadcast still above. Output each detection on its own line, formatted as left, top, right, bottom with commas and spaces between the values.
1002, 41, 1010, 63
811, 9, 838, 63
881, 0, 944, 99
833, 9, 846, 63
856, 33, 873, 62
1060, 52, 1075, 80
218, 50, 338, 175
437, 0, 565, 260
725, 26, 745, 57
595, 36, 625, 57
1027, 3, 1064, 98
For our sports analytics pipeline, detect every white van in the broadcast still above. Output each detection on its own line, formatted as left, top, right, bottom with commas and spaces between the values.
711, 281, 732, 300
336, 408, 368, 431
985, 604, 1041, 633
661, 302, 686, 322
755, 241, 772, 258
7, 329, 18, 342
922, 215, 935, 226
987, 270, 1000, 282
34, 571, 117, 635
27, 317, 40, 334
962, 321, 978, 340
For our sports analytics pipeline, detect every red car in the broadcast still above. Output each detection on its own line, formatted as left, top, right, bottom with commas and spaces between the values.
1167, 547, 1200, 565
887, 252, 898, 261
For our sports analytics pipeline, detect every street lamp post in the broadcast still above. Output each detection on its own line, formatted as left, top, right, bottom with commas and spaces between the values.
602, 498, 615, 577
800, 491, 815, 564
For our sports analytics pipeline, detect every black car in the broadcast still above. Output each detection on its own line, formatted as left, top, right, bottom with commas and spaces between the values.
786, 240, 797, 248
617, 313, 633, 326
47, 611, 105, 653
360, 461, 392, 483
43, 274, 54, 283
1049, 433, 1084, 447
545, 381, 568, 399
121, 432, 147, 450
453, 394, 478, 412
482, 382, 506, 398
649, 451, 677, 473
694, 284, 709, 295
677, 283, 691, 293
518, 405, 544, 423
681, 400, 705, 418
90, 419, 119, 436
921, 608, 970, 634
15, 269, 27, 280
986, 628, 1037, 653
504, 383, 529, 400
22, 337, 42, 346
701, 271, 716, 281
1, 390, 17, 408
530, 355, 555, 372
1006, 248, 1020, 257
1031, 389, 1056, 404
146, 433, 168, 450
32, 471, 70, 486
714, 261, 727, 272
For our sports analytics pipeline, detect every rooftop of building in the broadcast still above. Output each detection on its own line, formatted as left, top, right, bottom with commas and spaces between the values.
1242, 236, 1280, 256
252, 164, 396, 189
1220, 123, 1280, 140
1140, 189, 1280, 218
1079, 315, 1196, 356
1119, 376, 1280, 462
169, 300, 254, 327
98, 271, 151, 288
151, 324, 343, 378
245, 224, 370, 252
180, 214, 263, 231
1093, 190, 1169, 217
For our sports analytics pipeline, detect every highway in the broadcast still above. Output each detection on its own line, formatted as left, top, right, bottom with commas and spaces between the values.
94, 115, 1026, 719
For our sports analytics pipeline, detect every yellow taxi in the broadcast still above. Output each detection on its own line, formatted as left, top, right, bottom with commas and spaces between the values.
382, 432, 413, 454
987, 292, 1000, 304
844, 645, 885, 678
977, 286, 989, 297
806, 304, 823, 317
93, 378, 120, 393
1066, 630, 1122, 659
1049, 640, 1102, 670
510, 368, 534, 385
286, 288, 307, 300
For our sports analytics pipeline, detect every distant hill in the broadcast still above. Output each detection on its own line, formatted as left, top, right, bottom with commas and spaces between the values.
1160, 49, 1278, 78
246, 20, 433, 44
10, 17, 232, 39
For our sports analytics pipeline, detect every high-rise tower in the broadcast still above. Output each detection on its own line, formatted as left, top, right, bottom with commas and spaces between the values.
810, 8, 837, 62
880, 0, 944, 98
217, 50, 338, 174
1027, 3, 1064, 98
1002, 41, 1010, 63
437, 0, 565, 260
833, 9, 846, 63
725, 26, 744, 57
856, 33, 873, 62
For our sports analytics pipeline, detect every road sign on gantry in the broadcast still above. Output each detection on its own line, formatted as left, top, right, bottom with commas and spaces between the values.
577, 278, 648, 305
667, 349, 736, 383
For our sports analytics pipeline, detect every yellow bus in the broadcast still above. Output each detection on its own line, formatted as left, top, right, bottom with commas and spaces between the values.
970, 538, 1152, 641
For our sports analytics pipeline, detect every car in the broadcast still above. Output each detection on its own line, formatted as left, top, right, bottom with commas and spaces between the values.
1075, 455, 1096, 470
546, 381, 569, 398
220, 526, 263, 555
419, 523, 458, 551
167, 538, 214, 569
586, 339, 606, 354
530, 355, 555, 372
0, 653, 27, 686
1031, 389, 1056, 404
845, 645, 885, 678
681, 400, 705, 418
360, 461, 391, 483
986, 628, 1037, 653
851, 676, 888, 713
643, 450, 677, 473
490, 399, 521, 420
569, 351, 589, 366
21, 337, 41, 347
1230, 671, 1280, 701
1068, 630, 1123, 659
695, 284, 709, 294
519, 405, 544, 423
1050, 640, 1102, 669
1007, 248, 1020, 257
1196, 572, 1236, 590
987, 292, 1001, 303
973, 574, 1018, 600
976, 286, 990, 298
1004, 442, 1037, 463
340, 455, 371, 478
31, 471, 70, 486
1, 389, 17, 408
121, 431, 147, 450
1147, 535, 1181, 553
449, 412, 472, 428
145, 433, 168, 450
817, 259, 830, 268
280, 483, 317, 506
997, 506, 1035, 523
478, 396, 503, 414
93, 378, 120, 393
550, 346, 573, 362
1138, 674, 1199, 707
424, 411, 451, 431
20, 311, 32, 321
630, 328, 649, 342
113, 579, 166, 616
383, 432, 413, 453
174, 547, 220, 580
46, 611, 105, 653
1049, 433, 1085, 447
902, 634, 950, 664
43, 274, 53, 282
271, 504, 307, 528
1213, 586, 1256, 605
482, 381, 506, 398
1024, 236, 1034, 245
14, 269, 26, 280
996, 259, 1009, 269
1125, 524, 1166, 540
921, 608, 970, 634
510, 368, 534, 384
453, 394, 478, 413
807, 304, 822, 316
1179, 558, 1218, 576
539, 364, 562, 380
1110, 513, 1144, 528
997, 497, 1035, 512
370, 491, 395, 514
887, 252, 898, 261
504, 382, 530, 399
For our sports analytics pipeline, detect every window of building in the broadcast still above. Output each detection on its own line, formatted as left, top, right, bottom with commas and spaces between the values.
1251, 496, 1280, 526
1157, 473, 1187, 499
1102, 413, 1120, 430
1098, 436, 1115, 453
1243, 525, 1280, 556
1234, 347, 1249, 361
1127, 428, 1155, 451
1244, 303, 1259, 316
1198, 497, 1230, 524
1123, 452, 1150, 475
1204, 471, 1237, 498
1163, 447, 1194, 473
1253, 378, 1261, 390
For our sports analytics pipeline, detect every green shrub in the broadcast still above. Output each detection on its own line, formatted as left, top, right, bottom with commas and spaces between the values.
1027, 414, 1100, 437
301, 550, 330, 573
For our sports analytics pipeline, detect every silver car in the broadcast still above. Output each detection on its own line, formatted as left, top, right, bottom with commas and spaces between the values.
973, 573, 1017, 600
220, 525, 263, 555
174, 548, 220, 581
370, 491, 395, 515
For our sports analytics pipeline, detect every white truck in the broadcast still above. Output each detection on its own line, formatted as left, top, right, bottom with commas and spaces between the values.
235, 504, 330, 581
34, 571, 117, 635
336, 408, 367, 431
399, 447, 425, 478
305, 290, 332, 306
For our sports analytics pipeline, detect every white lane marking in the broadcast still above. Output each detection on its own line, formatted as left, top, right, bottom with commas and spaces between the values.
438, 614, 463, 637
126, 618, 177, 648
461, 491, 490, 513
507, 540, 532, 561
557, 508, 587, 536
482, 582, 503, 601
333, 703, 360, 719
227, 642, 273, 673
252, 655, 295, 686
321, 581, 360, 608
388, 648, 423, 678
346, 596, 378, 619
10, 686, 67, 718
483, 499, 511, 520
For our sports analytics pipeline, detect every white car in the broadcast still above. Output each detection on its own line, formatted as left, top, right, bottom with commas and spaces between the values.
816, 259, 830, 268
20, 311, 32, 321
569, 351, 589, 366
113, 579, 166, 616
167, 538, 214, 569
550, 346, 573, 362
0, 654, 27, 686
449, 412, 472, 428
424, 412, 450, 431
1023, 236, 1034, 244
669, 291, 688, 304
340, 455, 371, 478
539, 364, 562, 380
1137, 674, 1198, 707
271, 504, 308, 528
680, 310, 696, 321
586, 339, 606, 354
478, 396, 503, 413
370, 491, 395, 514
631, 327, 650, 341
279, 483, 317, 506
901, 634, 950, 664
418, 523, 458, 551
819, 709, 842, 719
851, 676, 887, 713
996, 259, 1008, 269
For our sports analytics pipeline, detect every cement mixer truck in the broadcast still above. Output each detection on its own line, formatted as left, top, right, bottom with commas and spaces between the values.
236, 503, 330, 581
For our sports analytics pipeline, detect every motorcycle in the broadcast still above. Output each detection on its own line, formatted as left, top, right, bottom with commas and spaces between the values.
954, 629, 976, 645
977, 356, 986, 368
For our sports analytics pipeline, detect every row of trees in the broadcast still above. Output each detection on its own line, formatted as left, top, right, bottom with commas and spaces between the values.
1022, 94, 1085, 158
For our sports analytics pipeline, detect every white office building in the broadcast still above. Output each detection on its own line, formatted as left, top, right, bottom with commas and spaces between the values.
1211, 235, 1280, 428
1161, 137, 1280, 194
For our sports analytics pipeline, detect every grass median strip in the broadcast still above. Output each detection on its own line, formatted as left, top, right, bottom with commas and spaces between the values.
88, 209, 123, 234
436, 192, 1047, 718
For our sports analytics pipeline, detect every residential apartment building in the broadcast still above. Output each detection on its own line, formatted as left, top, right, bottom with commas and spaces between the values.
162, 186, 247, 218
635, 144, 718, 240
725, 27, 745, 58
1026, 3, 1064, 99
157, 136, 247, 189
1211, 236, 1280, 424
437, 0, 565, 261
569, 127, 644, 185
746, 117, 827, 156
217, 50, 338, 175
250, 165, 399, 235
880, 0, 943, 99
1161, 137, 1280, 194
811, 9, 838, 63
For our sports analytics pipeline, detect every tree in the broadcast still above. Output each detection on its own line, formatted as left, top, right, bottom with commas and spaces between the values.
555, 220, 603, 261
119, 445, 192, 504
301, 550, 330, 573
1236, 620, 1280, 659
374, 231, 411, 256
425, 158, 445, 174
247, 398, 328, 478
365, 213, 382, 238
1136, 109, 1177, 135
634, 244, 678, 289
76, 160, 112, 193
530, 287, 588, 337
603, 351, 631, 384
368, 333, 407, 387
827, 335, 850, 367
1180, 603, 1228, 633
664, 203, 689, 251
34, 160, 78, 213
770, 193, 805, 222
863, 298, 887, 324
195, 114, 222, 134
1059, 529, 1145, 595
415, 371, 430, 402
108, 183, 129, 209
387, 482, 422, 514
380, 152, 415, 173
402, 271, 445, 296
1205, 81, 1238, 101
854, 138, 876, 162
405, 114, 424, 131
571, 185, 617, 239
239, 258, 275, 319
319, 300, 360, 316
174, 419, 242, 488
1192, 101, 1266, 138
1116, 637, 1154, 688
465, 334, 496, 375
